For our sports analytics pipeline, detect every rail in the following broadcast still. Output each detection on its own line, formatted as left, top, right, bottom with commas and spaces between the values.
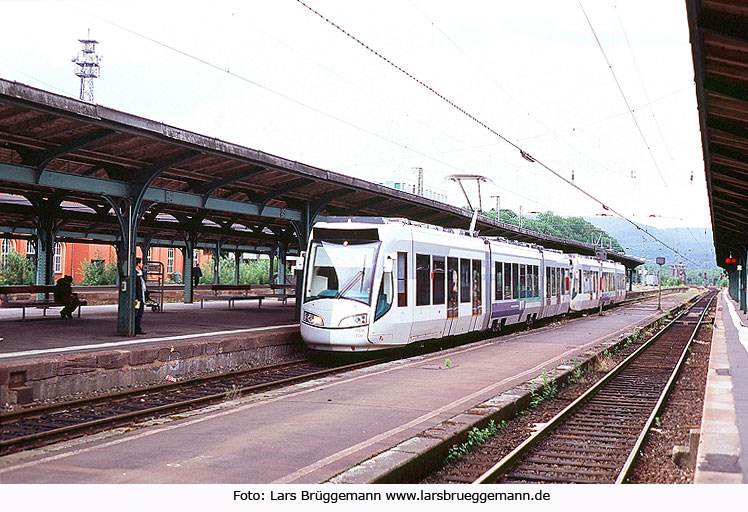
0, 356, 388, 455
472, 290, 716, 484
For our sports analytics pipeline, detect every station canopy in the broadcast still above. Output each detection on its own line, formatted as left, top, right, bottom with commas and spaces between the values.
0, 78, 642, 267
687, 0, 748, 265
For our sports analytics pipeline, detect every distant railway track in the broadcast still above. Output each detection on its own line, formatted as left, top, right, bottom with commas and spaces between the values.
0, 357, 388, 455
469, 290, 717, 484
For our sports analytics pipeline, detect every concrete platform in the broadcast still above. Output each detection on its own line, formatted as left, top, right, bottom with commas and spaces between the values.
0, 299, 301, 405
0, 289, 700, 483
695, 290, 748, 483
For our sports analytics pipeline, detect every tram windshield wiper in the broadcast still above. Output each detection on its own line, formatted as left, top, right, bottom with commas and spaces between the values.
334, 255, 368, 299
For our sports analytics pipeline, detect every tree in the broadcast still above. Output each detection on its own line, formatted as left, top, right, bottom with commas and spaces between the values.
0, 250, 35, 285
80, 254, 118, 286
199, 256, 271, 285
483, 209, 624, 252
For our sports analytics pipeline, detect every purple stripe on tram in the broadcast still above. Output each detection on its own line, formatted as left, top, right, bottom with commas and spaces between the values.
490, 301, 523, 318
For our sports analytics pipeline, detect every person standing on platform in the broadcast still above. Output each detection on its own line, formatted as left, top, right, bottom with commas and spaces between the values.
193, 264, 202, 288
135, 257, 147, 335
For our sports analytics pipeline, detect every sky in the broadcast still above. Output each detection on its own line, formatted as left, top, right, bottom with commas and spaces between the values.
0, 0, 710, 231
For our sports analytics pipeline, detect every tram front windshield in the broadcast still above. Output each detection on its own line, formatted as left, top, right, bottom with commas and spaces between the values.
304, 239, 381, 305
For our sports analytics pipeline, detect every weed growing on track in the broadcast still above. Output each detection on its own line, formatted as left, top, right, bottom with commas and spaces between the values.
530, 369, 557, 408
226, 384, 241, 401
568, 359, 585, 384
445, 420, 507, 465
630, 327, 641, 342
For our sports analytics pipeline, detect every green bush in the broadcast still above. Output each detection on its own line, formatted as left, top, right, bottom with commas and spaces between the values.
80, 257, 118, 286
0, 250, 35, 285
199, 256, 271, 285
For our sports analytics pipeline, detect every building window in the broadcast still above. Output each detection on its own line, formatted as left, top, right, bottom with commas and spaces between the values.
167, 248, 175, 273
54, 242, 62, 274
1, 239, 13, 267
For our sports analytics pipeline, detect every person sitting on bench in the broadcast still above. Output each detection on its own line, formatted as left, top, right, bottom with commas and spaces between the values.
54, 275, 80, 319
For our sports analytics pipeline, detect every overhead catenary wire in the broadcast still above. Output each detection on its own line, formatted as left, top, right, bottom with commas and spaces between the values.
85, 11, 517, 197
86, 5, 697, 266
294, 0, 697, 266
610, 2, 710, 258
577, 1, 677, 212
406, 0, 623, 180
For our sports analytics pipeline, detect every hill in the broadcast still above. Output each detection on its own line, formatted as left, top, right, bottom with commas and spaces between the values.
583, 217, 716, 269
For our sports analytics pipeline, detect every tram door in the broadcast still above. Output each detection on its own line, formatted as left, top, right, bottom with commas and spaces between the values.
446, 257, 459, 335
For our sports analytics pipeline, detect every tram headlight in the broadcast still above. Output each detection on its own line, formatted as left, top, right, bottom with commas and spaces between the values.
338, 313, 368, 327
303, 311, 324, 326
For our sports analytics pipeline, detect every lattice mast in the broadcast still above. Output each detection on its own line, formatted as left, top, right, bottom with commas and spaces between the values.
72, 29, 101, 102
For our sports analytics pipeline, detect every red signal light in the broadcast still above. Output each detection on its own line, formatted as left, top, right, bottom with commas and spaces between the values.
726, 257, 731, 264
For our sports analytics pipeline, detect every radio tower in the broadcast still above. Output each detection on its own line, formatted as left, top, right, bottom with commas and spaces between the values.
72, 29, 101, 102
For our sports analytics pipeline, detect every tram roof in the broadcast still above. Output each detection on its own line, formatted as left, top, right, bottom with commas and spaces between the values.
687, 0, 748, 266
0, 78, 642, 267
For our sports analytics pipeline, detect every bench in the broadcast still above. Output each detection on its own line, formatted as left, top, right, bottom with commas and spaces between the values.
0, 285, 88, 320
197, 284, 294, 309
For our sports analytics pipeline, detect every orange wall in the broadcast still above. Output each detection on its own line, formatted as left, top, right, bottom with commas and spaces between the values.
0, 239, 215, 283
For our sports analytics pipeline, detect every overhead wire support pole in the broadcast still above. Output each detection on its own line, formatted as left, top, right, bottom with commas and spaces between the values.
72, 29, 101, 103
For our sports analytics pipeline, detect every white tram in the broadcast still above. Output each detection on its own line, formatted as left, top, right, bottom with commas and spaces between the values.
568, 255, 627, 312
301, 218, 626, 352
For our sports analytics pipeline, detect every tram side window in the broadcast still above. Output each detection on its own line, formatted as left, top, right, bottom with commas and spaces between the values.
472, 259, 482, 315
495, 262, 503, 301
503, 263, 511, 300
416, 254, 431, 306
397, 252, 407, 307
532, 265, 539, 298
519, 264, 527, 298
546, 267, 551, 297
375, 270, 393, 321
581, 270, 587, 293
460, 258, 470, 303
555, 268, 560, 296
511, 263, 519, 299
433, 256, 445, 305
447, 257, 458, 317
550, 268, 555, 296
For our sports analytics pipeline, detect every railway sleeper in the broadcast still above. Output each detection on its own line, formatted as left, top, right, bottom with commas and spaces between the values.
515, 464, 618, 478
523, 457, 621, 470
553, 430, 640, 442
503, 472, 611, 484
530, 449, 628, 463
562, 419, 642, 430
536, 439, 631, 451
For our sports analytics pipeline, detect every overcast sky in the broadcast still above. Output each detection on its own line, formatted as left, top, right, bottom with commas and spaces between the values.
0, 0, 709, 230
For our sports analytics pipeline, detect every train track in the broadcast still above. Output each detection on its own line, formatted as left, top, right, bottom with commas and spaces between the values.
470, 290, 717, 484
0, 357, 387, 455
0, 288, 691, 458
